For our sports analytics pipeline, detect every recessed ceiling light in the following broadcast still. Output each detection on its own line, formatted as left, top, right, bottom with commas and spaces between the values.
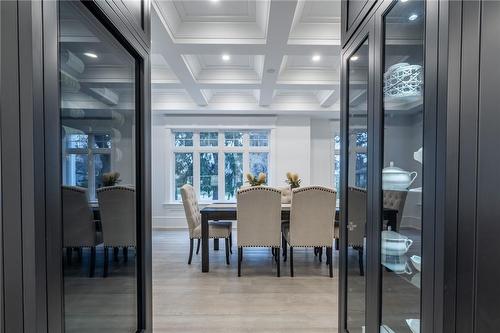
401, 0, 409, 2
210, 0, 220, 3
408, 14, 418, 21
351, 55, 359, 61
222, 54, 231, 62
312, 54, 321, 62
84, 52, 98, 59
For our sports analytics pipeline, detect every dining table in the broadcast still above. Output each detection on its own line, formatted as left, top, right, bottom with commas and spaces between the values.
200, 203, 398, 272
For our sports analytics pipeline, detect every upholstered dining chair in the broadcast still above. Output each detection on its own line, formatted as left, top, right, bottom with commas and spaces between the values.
282, 186, 336, 278
180, 184, 232, 265
96, 185, 136, 277
383, 190, 407, 231
346, 187, 367, 276
62, 185, 101, 277
237, 186, 282, 277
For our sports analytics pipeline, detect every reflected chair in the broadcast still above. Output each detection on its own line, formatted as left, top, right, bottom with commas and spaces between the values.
383, 190, 407, 231
97, 185, 136, 277
347, 187, 367, 276
180, 184, 232, 265
62, 185, 101, 277
282, 186, 336, 278
237, 186, 282, 277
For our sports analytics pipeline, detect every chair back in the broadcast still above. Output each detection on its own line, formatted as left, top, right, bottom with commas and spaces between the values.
289, 186, 336, 247
347, 187, 367, 247
180, 184, 201, 238
237, 186, 282, 247
62, 186, 98, 247
97, 185, 136, 247
383, 190, 407, 230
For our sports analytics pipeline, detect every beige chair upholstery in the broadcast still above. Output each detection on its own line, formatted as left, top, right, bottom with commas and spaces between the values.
180, 184, 232, 265
236, 186, 282, 276
62, 185, 101, 277
282, 186, 336, 277
97, 185, 136, 277
346, 187, 367, 275
383, 190, 407, 231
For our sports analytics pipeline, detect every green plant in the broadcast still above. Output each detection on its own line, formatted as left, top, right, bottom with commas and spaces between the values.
246, 172, 267, 186
285, 172, 301, 189
101, 171, 121, 187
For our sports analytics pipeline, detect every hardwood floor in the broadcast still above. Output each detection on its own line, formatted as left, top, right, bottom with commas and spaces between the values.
153, 230, 339, 333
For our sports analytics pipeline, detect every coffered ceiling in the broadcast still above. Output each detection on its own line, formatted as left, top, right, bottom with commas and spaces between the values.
151, 0, 342, 117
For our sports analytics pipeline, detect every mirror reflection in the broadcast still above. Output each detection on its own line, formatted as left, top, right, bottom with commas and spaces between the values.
346, 40, 369, 333
381, 0, 424, 332
59, 2, 137, 332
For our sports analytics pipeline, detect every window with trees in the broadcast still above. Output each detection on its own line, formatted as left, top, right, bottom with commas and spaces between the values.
172, 130, 271, 202
62, 132, 112, 201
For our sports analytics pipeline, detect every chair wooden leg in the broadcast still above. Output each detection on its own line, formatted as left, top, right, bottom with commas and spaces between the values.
103, 247, 109, 278
290, 247, 294, 277
318, 247, 323, 262
276, 247, 281, 277
328, 247, 333, 278
314, 247, 318, 256
188, 239, 194, 265
89, 247, 96, 277
335, 239, 339, 251
358, 248, 364, 276
123, 247, 128, 262
66, 248, 73, 266
283, 238, 287, 262
225, 238, 230, 265
113, 247, 119, 262
196, 239, 200, 255
229, 233, 233, 254
238, 247, 242, 277
282, 234, 286, 257
214, 238, 219, 251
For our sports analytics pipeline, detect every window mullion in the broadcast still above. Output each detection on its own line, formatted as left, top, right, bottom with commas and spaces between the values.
218, 131, 225, 201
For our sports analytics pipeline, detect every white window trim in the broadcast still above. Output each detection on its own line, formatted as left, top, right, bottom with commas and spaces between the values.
63, 132, 112, 201
170, 128, 272, 203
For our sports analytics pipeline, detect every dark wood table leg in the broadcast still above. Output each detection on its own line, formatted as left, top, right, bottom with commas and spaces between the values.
213, 238, 219, 251
201, 212, 209, 272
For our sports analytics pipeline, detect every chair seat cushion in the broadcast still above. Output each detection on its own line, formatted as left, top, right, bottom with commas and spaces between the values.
192, 223, 231, 239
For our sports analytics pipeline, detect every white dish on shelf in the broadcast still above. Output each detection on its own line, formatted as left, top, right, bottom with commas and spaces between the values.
381, 230, 413, 255
410, 255, 421, 272
406, 319, 420, 333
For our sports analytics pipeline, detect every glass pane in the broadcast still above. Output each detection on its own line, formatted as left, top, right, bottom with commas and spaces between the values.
224, 153, 243, 200
94, 154, 111, 197
224, 131, 243, 147
59, 2, 137, 331
200, 132, 218, 147
93, 134, 112, 149
249, 131, 269, 147
334, 154, 340, 191
174, 153, 193, 200
249, 152, 268, 180
63, 154, 88, 188
381, 1, 424, 332
65, 133, 88, 149
334, 134, 341, 150
346, 39, 368, 333
174, 131, 193, 147
200, 153, 218, 200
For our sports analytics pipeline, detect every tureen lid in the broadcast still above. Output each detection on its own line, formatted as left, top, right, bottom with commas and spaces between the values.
383, 161, 407, 174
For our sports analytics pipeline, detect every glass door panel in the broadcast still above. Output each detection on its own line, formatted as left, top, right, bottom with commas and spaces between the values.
59, 2, 138, 331
347, 39, 369, 333
381, 0, 424, 332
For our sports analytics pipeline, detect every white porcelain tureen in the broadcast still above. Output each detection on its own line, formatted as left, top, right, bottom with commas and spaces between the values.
382, 161, 417, 190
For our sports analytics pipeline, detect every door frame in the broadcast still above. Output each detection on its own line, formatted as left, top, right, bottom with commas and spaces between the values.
43, 0, 152, 332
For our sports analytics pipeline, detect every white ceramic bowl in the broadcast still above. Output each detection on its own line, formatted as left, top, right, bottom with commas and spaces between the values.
381, 231, 413, 255
410, 255, 421, 272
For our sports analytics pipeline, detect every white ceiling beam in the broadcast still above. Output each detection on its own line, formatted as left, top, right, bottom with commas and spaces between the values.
319, 89, 340, 107
259, 0, 299, 106
152, 5, 208, 106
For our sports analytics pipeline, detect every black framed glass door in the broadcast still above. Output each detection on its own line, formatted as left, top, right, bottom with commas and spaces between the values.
380, 1, 425, 332
59, 2, 140, 331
